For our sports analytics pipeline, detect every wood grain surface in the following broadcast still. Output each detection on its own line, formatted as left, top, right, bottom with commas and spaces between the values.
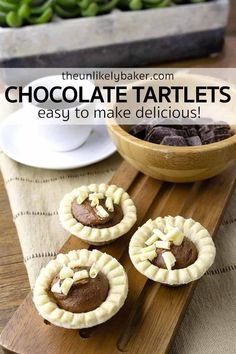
0, 6, 236, 353
0, 161, 235, 354
0, 178, 29, 331
228, 0, 236, 35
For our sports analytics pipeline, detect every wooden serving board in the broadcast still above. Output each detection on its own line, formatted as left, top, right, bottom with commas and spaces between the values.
0, 161, 235, 354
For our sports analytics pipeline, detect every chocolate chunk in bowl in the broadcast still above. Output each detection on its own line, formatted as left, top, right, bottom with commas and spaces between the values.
200, 130, 215, 145
215, 133, 233, 142
185, 127, 198, 137
186, 136, 202, 146
174, 129, 188, 138
129, 124, 147, 139
161, 136, 187, 146
145, 126, 175, 144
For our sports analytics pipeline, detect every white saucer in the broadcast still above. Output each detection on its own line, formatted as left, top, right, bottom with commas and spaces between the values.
0, 110, 116, 170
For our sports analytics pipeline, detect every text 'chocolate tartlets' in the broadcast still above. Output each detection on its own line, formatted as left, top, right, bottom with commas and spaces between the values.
129, 216, 216, 286
59, 184, 137, 245
33, 249, 128, 329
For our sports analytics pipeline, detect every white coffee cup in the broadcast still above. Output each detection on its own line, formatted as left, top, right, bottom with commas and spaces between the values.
22, 75, 95, 152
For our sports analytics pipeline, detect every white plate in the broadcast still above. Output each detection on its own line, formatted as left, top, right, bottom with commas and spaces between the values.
0, 110, 116, 170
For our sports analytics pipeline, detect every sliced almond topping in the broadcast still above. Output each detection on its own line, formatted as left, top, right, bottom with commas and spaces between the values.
166, 227, 184, 245
76, 190, 88, 204
145, 234, 159, 246
141, 244, 156, 253
155, 240, 171, 249
89, 192, 104, 200
60, 278, 74, 296
145, 229, 165, 246
89, 263, 99, 278
59, 266, 74, 280
164, 224, 173, 234
105, 197, 114, 212
73, 270, 89, 282
113, 188, 123, 205
90, 196, 100, 207
89, 192, 104, 207
51, 280, 62, 294
96, 205, 109, 218
140, 250, 157, 261
152, 229, 167, 240
173, 234, 184, 246
162, 251, 176, 270
68, 260, 82, 268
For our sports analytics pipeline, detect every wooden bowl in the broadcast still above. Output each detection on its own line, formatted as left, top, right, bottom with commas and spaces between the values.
107, 123, 236, 183
106, 74, 236, 182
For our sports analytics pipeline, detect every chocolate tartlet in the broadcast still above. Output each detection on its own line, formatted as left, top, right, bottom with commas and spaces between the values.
59, 184, 137, 245
51, 266, 109, 313
129, 216, 216, 286
152, 237, 198, 270
34, 249, 128, 329
71, 199, 123, 228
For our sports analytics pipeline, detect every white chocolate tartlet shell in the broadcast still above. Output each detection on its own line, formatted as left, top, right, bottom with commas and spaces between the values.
59, 184, 137, 245
129, 216, 216, 286
33, 249, 128, 329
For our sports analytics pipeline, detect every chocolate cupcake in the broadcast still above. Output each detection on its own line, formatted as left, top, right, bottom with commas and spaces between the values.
59, 184, 137, 245
129, 216, 216, 286
33, 249, 128, 329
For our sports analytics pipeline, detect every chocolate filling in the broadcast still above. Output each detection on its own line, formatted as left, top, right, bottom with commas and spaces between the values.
152, 237, 198, 269
51, 267, 109, 313
71, 198, 123, 228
